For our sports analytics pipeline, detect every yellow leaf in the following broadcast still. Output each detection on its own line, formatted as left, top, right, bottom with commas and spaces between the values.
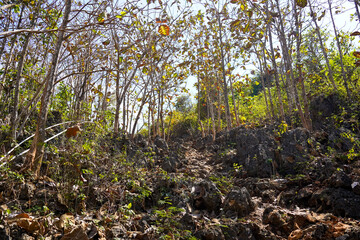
158, 24, 170, 36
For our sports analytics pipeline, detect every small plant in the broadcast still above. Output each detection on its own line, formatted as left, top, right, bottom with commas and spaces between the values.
278, 121, 288, 135
153, 197, 188, 240
232, 163, 243, 175
209, 175, 234, 194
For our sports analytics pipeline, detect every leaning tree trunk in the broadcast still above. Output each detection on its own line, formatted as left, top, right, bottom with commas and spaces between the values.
22, 0, 72, 176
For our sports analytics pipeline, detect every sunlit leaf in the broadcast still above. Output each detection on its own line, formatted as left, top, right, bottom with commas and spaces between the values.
116, 11, 127, 19
158, 24, 170, 36
243, 23, 250, 33
317, 10, 326, 21
230, 20, 241, 29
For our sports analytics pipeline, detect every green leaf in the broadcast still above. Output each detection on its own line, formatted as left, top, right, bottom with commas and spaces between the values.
116, 11, 127, 19
295, 0, 307, 8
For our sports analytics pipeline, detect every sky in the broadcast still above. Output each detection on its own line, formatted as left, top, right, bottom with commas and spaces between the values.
182, 0, 360, 100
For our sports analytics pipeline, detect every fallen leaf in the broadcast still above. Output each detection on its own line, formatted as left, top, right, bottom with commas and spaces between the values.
61, 226, 89, 240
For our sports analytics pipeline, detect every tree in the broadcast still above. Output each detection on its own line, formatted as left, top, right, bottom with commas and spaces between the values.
22, 0, 72, 176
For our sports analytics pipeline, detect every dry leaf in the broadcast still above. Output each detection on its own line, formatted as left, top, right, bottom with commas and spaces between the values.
65, 125, 81, 138
353, 51, 360, 58
17, 219, 42, 233
350, 31, 360, 36
158, 25, 170, 36
61, 226, 89, 240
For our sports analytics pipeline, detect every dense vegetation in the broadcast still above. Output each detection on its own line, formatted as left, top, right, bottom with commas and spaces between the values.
1, 0, 360, 239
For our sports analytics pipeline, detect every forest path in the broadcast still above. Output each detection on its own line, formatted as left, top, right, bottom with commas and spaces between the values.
177, 141, 223, 179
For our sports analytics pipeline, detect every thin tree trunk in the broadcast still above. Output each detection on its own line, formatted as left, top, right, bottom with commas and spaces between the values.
328, 0, 350, 97
274, 0, 296, 112
354, 0, 360, 22
308, 0, 337, 91
217, 82, 222, 131
217, 13, 232, 130
208, 96, 216, 141
22, 0, 72, 176
267, 21, 285, 121
258, 45, 273, 119
294, 2, 312, 131
0, 5, 24, 89
228, 74, 239, 126
196, 72, 205, 137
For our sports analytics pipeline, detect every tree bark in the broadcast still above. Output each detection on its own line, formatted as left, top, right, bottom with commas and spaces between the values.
328, 0, 351, 97
294, 2, 312, 131
22, 0, 72, 176
217, 13, 232, 130
266, 8, 285, 121
308, 0, 337, 91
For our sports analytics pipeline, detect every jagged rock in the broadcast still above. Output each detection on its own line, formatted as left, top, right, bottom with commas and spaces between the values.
263, 207, 285, 226
20, 234, 34, 240
194, 135, 214, 150
342, 225, 360, 240
223, 187, 254, 217
233, 127, 313, 178
161, 154, 181, 173
278, 128, 311, 175
261, 189, 276, 203
310, 93, 342, 130
327, 170, 352, 189
133, 134, 148, 148
352, 182, 360, 195
309, 188, 360, 219
222, 222, 257, 240
154, 135, 168, 150
235, 128, 275, 178
19, 182, 36, 200
191, 180, 223, 214
194, 226, 225, 240
0, 225, 9, 240
328, 127, 355, 153
308, 158, 336, 181
304, 223, 328, 239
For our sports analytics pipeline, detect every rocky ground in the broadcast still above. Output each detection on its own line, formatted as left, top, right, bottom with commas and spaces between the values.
0, 94, 360, 239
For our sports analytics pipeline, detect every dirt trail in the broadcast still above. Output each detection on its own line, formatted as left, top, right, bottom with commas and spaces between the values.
177, 142, 220, 179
